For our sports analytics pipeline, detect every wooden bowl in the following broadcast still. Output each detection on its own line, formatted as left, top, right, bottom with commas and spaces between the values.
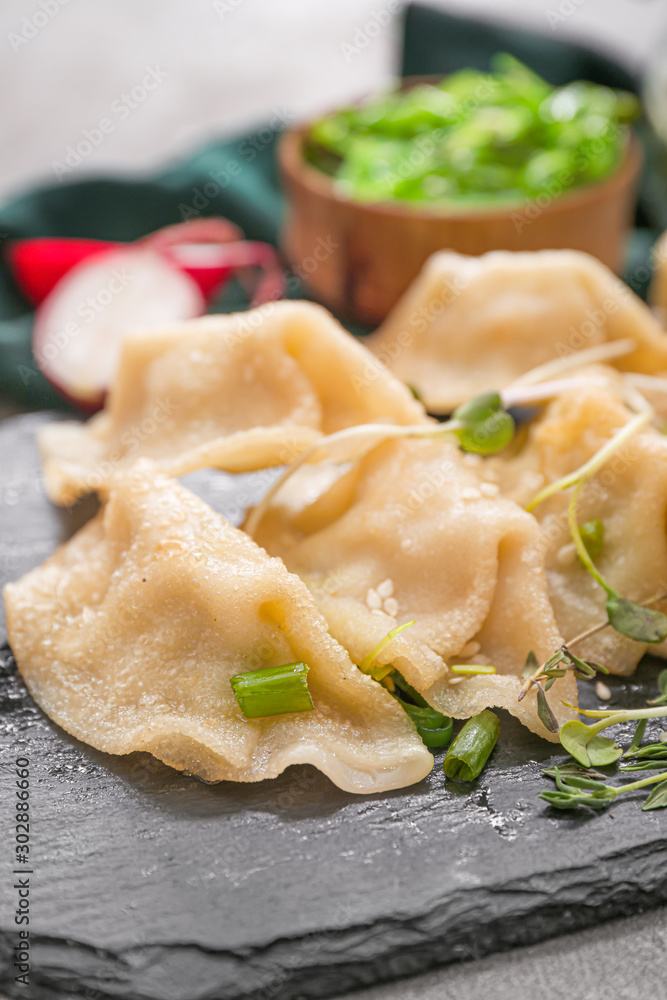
278, 123, 642, 326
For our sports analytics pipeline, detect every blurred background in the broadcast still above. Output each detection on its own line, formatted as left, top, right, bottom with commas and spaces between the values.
3, 0, 667, 200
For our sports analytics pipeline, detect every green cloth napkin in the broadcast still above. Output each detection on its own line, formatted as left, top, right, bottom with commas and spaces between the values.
0, 3, 663, 410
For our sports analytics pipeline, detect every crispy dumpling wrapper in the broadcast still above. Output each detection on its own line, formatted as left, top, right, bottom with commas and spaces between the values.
368, 250, 667, 412
3, 465, 433, 792
487, 378, 667, 674
249, 438, 576, 740
39, 300, 427, 506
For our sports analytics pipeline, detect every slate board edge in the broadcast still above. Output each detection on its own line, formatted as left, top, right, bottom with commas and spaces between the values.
1, 843, 665, 1000
2, 412, 667, 1000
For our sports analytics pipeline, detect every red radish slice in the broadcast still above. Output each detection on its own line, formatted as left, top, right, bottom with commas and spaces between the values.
162, 240, 285, 304
141, 218, 243, 251
33, 246, 205, 411
7, 220, 284, 305
8, 237, 118, 304
7, 221, 241, 305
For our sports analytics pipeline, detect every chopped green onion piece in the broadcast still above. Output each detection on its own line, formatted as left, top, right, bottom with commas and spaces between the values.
450, 663, 496, 675
395, 697, 453, 748
392, 672, 429, 707
443, 710, 500, 781
388, 670, 453, 747
230, 662, 314, 718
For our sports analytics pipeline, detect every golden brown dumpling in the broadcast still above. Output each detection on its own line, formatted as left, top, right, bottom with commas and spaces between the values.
4, 464, 433, 792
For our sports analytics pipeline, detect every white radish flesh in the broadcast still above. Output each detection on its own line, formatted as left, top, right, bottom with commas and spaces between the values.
33, 247, 205, 411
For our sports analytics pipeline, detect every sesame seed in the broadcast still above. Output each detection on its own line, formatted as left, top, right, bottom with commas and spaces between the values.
479, 482, 500, 498
461, 487, 481, 501
449, 677, 464, 685
660, 731, 667, 744
383, 597, 399, 617
366, 588, 382, 610
522, 472, 544, 492
376, 578, 394, 599
555, 542, 577, 568
595, 681, 612, 701
460, 640, 481, 657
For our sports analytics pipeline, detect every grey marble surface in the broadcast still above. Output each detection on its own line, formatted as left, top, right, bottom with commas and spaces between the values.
331, 906, 667, 1000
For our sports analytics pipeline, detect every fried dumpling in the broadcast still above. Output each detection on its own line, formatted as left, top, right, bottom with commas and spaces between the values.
249, 437, 575, 740
487, 379, 667, 674
3, 464, 433, 792
368, 250, 667, 412
39, 300, 427, 506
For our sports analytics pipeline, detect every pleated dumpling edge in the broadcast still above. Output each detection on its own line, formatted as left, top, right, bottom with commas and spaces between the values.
38, 299, 429, 506
3, 463, 433, 793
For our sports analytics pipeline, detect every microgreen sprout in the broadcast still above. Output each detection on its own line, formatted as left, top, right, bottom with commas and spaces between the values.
526, 409, 651, 513
452, 392, 515, 455
579, 518, 604, 561
246, 391, 516, 536
507, 338, 634, 389
558, 704, 667, 767
450, 664, 496, 675
523, 403, 667, 650
536, 682, 559, 733
358, 620, 416, 678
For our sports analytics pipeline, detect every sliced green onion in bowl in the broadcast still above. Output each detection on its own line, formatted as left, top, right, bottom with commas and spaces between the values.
230, 662, 314, 718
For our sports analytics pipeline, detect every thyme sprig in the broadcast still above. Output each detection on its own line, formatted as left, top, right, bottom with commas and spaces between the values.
540, 765, 667, 811
649, 668, 667, 706
519, 644, 608, 708
519, 592, 667, 705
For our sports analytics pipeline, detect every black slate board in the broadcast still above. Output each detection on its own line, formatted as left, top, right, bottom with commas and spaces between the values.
1, 412, 666, 1000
